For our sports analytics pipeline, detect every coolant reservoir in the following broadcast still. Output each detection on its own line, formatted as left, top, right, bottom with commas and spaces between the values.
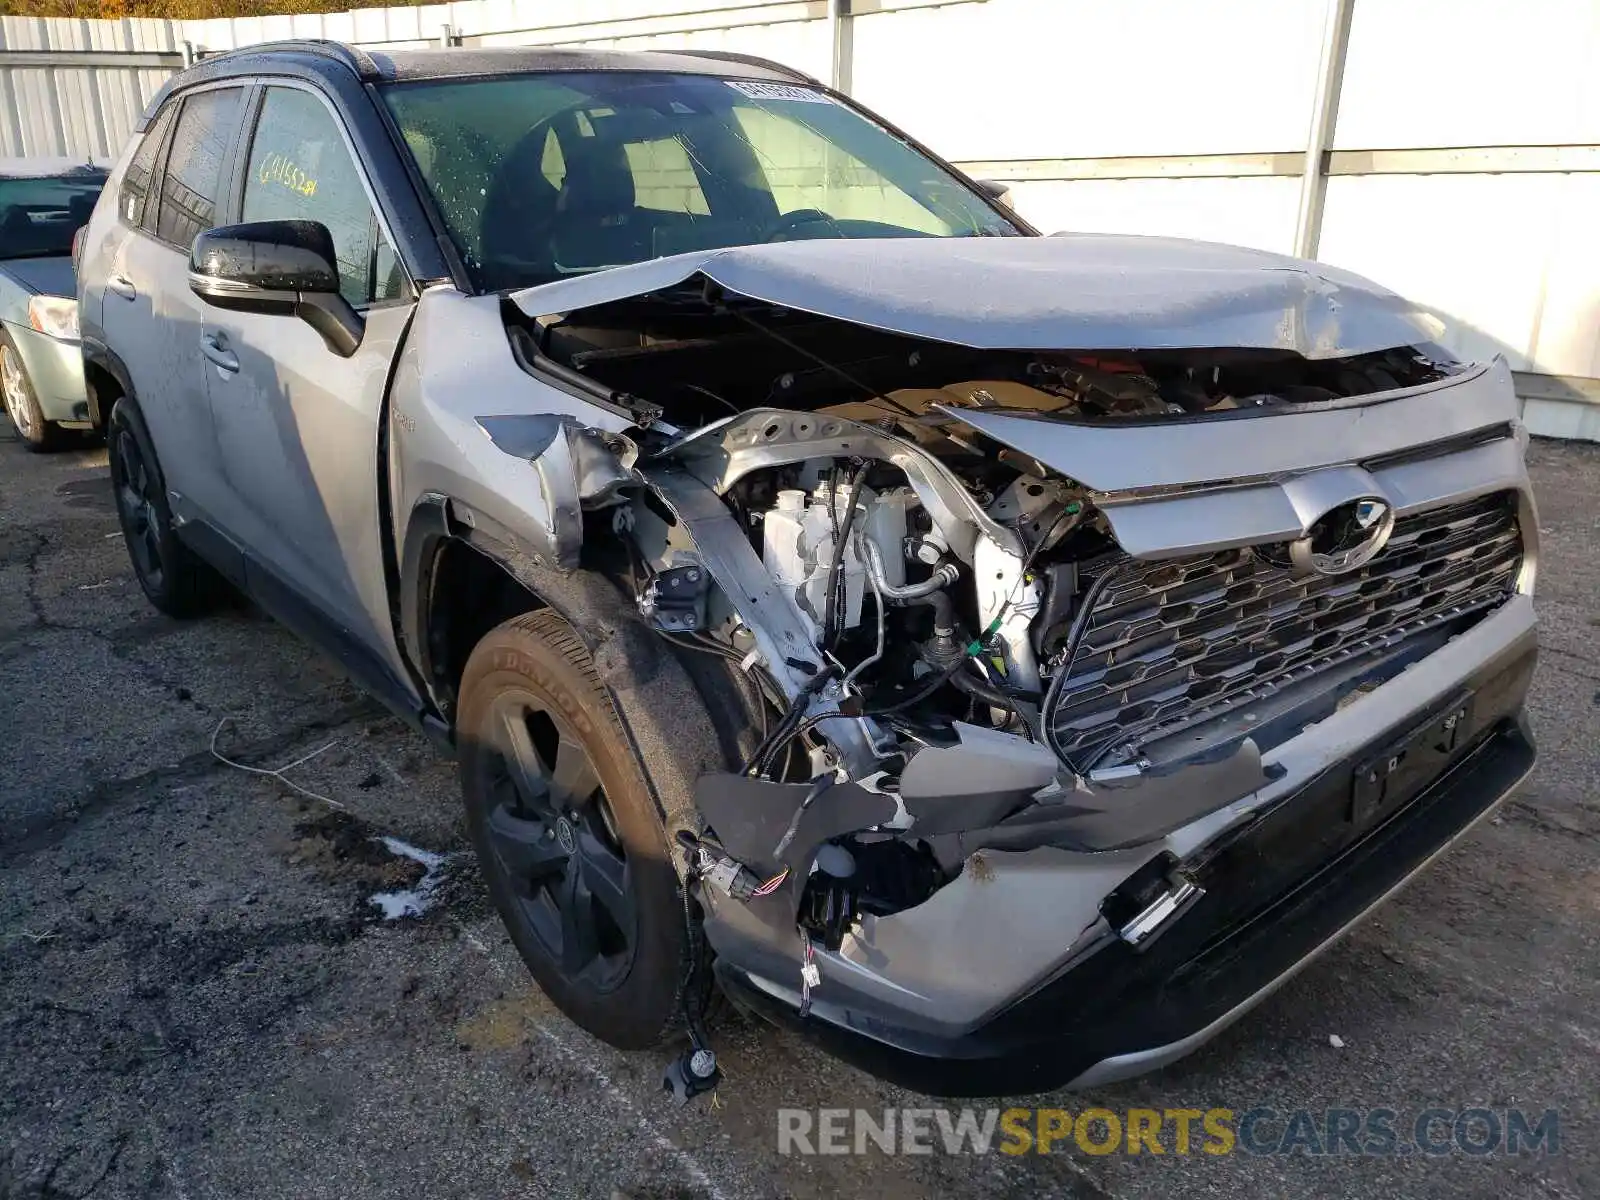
864, 488, 914, 589
763, 489, 810, 592
762, 483, 867, 635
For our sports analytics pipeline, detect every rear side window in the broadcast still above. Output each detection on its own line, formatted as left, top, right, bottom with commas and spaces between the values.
240, 86, 403, 306
156, 87, 243, 249
119, 104, 175, 231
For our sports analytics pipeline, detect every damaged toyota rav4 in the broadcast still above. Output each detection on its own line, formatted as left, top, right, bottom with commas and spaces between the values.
79, 42, 1538, 1096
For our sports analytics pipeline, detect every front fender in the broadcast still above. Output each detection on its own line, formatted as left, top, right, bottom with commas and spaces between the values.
398, 494, 731, 834
387, 287, 635, 579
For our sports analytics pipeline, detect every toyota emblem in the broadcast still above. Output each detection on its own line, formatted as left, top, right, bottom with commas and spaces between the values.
1289, 496, 1396, 576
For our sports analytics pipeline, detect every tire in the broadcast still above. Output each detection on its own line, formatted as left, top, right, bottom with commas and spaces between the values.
458, 609, 695, 1050
0, 331, 66, 452
107, 399, 231, 618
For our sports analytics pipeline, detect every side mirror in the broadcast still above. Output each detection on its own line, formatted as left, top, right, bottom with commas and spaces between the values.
189, 219, 363, 357
973, 178, 1014, 210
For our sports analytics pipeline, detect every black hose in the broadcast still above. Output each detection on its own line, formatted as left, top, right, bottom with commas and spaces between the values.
949, 668, 1016, 710
904, 588, 955, 633
950, 668, 1037, 741
869, 660, 966, 716
752, 659, 966, 772
1039, 561, 1131, 760
819, 465, 866, 653
741, 663, 839, 777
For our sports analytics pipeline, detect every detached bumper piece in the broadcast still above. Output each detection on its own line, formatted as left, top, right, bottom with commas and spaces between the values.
718, 647, 1536, 1097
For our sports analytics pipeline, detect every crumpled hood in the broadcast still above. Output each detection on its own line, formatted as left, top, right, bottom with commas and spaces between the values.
0, 255, 76, 298
510, 233, 1435, 359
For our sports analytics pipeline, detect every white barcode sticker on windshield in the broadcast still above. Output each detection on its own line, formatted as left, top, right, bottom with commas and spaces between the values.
725, 80, 835, 104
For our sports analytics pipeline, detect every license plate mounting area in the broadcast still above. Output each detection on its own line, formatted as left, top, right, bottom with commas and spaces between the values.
1350, 693, 1475, 830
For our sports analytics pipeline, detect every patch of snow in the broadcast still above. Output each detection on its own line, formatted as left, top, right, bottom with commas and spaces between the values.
370, 836, 448, 920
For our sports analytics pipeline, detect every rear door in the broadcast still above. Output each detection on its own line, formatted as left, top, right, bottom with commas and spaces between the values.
200, 82, 414, 672
96, 85, 245, 522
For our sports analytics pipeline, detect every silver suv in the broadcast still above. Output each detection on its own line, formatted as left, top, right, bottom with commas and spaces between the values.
78, 41, 1538, 1096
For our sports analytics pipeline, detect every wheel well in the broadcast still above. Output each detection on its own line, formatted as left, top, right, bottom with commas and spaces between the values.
83, 362, 124, 431
424, 537, 545, 717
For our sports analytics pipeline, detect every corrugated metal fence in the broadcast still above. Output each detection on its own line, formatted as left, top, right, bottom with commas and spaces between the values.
0, 16, 187, 163
3, 0, 1599, 441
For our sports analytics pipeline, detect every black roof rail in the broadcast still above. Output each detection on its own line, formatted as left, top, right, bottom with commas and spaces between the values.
663, 49, 818, 85
198, 38, 379, 80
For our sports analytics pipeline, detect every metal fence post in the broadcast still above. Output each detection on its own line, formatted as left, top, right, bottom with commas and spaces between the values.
829, 0, 853, 94
1292, 0, 1356, 260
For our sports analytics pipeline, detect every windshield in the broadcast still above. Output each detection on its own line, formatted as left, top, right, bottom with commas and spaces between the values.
381, 72, 1022, 291
0, 171, 106, 260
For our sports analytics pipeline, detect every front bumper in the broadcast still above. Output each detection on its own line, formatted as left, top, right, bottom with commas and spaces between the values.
716, 606, 1538, 1097
2, 320, 88, 423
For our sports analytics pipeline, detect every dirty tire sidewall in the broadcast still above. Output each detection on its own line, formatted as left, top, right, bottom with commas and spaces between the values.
459, 610, 690, 1051
107, 399, 229, 618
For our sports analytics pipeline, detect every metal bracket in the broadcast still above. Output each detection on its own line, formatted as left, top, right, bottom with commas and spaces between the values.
638, 562, 709, 633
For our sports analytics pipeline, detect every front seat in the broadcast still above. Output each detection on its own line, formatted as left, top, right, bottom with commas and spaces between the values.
548, 144, 651, 271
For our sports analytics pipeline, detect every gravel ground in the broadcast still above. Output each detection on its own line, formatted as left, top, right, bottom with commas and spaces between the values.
1, 426, 1596, 1200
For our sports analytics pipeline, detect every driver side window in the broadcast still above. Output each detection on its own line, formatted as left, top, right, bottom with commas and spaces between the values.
240, 87, 405, 306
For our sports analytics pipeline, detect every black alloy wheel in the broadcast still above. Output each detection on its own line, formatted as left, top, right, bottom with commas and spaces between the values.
481, 686, 637, 989
110, 416, 166, 595
459, 610, 695, 1049
106, 401, 230, 617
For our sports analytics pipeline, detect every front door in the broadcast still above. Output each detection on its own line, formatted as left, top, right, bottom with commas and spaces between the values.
200, 83, 414, 670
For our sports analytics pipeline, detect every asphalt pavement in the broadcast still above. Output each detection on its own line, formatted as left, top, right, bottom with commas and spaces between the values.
2, 424, 1596, 1199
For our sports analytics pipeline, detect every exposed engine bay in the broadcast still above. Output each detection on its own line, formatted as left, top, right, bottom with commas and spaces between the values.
502, 285, 1507, 955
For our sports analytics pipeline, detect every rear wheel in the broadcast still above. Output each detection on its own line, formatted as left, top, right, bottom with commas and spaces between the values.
458, 609, 693, 1049
0, 333, 65, 452
107, 400, 231, 617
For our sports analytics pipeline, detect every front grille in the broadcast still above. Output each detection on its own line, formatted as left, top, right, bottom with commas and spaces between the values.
1042, 491, 1524, 769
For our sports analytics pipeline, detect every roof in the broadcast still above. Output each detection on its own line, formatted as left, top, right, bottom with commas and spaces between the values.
0, 157, 109, 180
145, 40, 815, 128
176, 39, 810, 88
366, 46, 815, 85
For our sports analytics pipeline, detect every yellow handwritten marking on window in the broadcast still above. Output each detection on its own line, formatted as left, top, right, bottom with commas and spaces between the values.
257, 151, 319, 199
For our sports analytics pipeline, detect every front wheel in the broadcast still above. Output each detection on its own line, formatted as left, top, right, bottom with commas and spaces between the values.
458, 609, 695, 1049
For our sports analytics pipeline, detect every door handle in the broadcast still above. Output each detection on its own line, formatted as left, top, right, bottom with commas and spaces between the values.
107, 274, 137, 301
200, 334, 239, 374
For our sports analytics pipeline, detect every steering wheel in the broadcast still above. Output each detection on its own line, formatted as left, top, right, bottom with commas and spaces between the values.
762, 208, 845, 242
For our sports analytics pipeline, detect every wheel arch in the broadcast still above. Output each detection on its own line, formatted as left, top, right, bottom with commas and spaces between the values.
400, 493, 741, 816
81, 337, 135, 431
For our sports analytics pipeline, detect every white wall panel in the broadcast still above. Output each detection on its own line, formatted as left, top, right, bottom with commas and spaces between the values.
1318, 173, 1600, 376
1007, 176, 1301, 255
850, 0, 1326, 162
1337, 0, 1600, 150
